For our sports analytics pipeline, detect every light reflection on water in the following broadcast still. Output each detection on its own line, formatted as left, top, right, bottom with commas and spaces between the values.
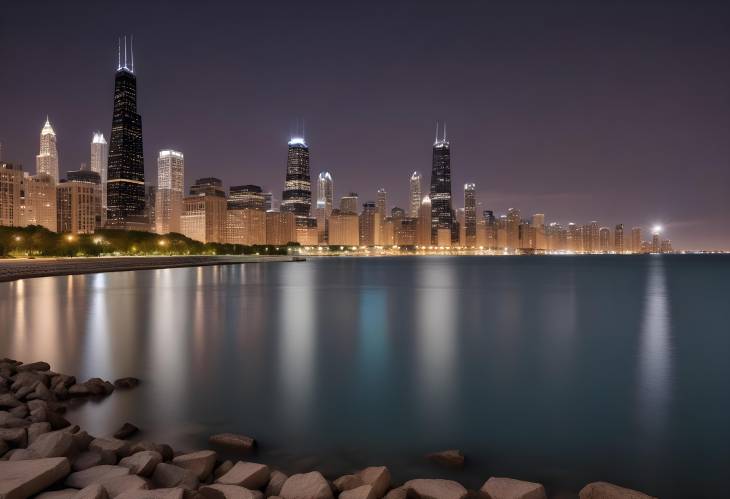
0, 256, 729, 499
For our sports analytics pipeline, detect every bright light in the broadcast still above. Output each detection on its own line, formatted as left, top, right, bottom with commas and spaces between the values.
93, 237, 103, 244
288, 137, 306, 146
158, 239, 167, 247
65, 234, 75, 242
14, 236, 22, 242
652, 225, 663, 234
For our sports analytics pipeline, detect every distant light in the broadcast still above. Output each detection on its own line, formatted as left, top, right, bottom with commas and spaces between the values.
653, 225, 663, 234
288, 137, 307, 146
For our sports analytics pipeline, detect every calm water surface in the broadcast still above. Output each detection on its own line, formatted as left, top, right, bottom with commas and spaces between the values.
1, 256, 729, 498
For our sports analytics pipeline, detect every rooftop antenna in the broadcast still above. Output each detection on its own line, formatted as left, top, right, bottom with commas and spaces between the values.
435, 121, 439, 142
117, 37, 121, 70
130, 34, 134, 73
443, 122, 447, 142
123, 35, 127, 70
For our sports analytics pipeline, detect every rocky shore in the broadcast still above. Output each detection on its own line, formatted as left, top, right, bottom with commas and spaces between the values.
0, 256, 297, 283
1, 359, 656, 499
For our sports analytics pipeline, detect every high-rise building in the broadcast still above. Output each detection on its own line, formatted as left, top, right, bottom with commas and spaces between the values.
430, 122, 453, 243
599, 227, 611, 253
229, 185, 265, 211
57, 170, 102, 234
106, 37, 147, 230
464, 183, 477, 247
340, 192, 359, 214
614, 224, 624, 253
145, 184, 156, 230
265, 211, 297, 245
506, 208, 521, 251
328, 209, 359, 246
0, 162, 23, 227
359, 202, 379, 246
90, 133, 108, 222
282, 137, 311, 219
660, 239, 673, 253
262, 192, 276, 212
416, 195, 432, 246
21, 173, 57, 231
531, 213, 546, 250
631, 227, 642, 253
376, 188, 387, 219
190, 177, 225, 198
652, 230, 661, 253
155, 149, 184, 234
316, 171, 333, 244
181, 192, 226, 243
409, 171, 422, 218
226, 208, 267, 245
36, 117, 59, 184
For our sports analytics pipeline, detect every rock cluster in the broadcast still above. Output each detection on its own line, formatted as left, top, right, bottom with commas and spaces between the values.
1, 359, 658, 499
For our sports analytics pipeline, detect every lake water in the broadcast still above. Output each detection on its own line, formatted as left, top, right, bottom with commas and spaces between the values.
1, 256, 729, 498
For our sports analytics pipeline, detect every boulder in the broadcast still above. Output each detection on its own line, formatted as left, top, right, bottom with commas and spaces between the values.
36, 489, 79, 499
208, 433, 256, 451
68, 384, 92, 398
28, 422, 52, 443
151, 463, 199, 491
333, 475, 364, 493
73, 450, 118, 471
201, 484, 263, 499
129, 441, 173, 462
480, 478, 546, 499
113, 378, 140, 390
403, 479, 467, 499
214, 461, 234, 480
7, 449, 40, 461
172, 450, 217, 480
66, 465, 131, 489
0, 457, 71, 499
0, 427, 27, 447
11, 372, 47, 390
116, 489, 184, 499
17, 362, 51, 372
279, 472, 333, 499
15, 384, 38, 401
119, 451, 162, 477
0, 410, 28, 428
426, 450, 464, 469
0, 393, 22, 408
357, 468, 390, 499
75, 483, 109, 499
113, 423, 139, 440
9, 405, 28, 419
265, 471, 288, 497
383, 489, 407, 499
26, 429, 75, 458
90, 438, 132, 458
578, 482, 657, 499
72, 431, 95, 452
0, 439, 8, 457
340, 485, 376, 499
100, 474, 149, 498
28, 383, 55, 402
216, 462, 270, 490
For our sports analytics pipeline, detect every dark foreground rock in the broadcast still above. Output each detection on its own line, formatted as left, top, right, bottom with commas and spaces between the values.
403, 479, 467, 499
480, 477, 546, 499
280, 472, 333, 499
426, 450, 465, 469
0, 457, 71, 499
579, 482, 657, 499
114, 423, 140, 440
208, 433, 256, 452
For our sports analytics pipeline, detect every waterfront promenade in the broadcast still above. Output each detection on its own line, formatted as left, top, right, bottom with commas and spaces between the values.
0, 255, 297, 282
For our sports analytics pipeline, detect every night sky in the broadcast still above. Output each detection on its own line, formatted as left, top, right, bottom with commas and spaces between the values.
1, 1, 728, 250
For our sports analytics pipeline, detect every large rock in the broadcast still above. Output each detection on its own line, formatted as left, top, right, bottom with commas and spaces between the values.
0, 427, 27, 447
200, 484, 264, 499
75, 483, 109, 499
28, 422, 52, 444
383, 489, 407, 499
35, 489, 78, 499
172, 450, 217, 480
0, 393, 22, 409
0, 457, 71, 499
214, 461, 234, 480
426, 450, 464, 469
208, 433, 256, 451
340, 485, 376, 499
403, 479, 467, 499
357, 468, 390, 499
151, 463, 199, 491
216, 462, 270, 490
279, 472, 333, 499
11, 372, 47, 390
113, 378, 140, 390
73, 450, 118, 471
113, 423, 139, 440
579, 482, 657, 499
26, 429, 75, 458
100, 474, 149, 498
0, 410, 28, 428
116, 489, 184, 499
119, 451, 162, 477
265, 471, 288, 498
17, 362, 51, 372
66, 465, 131, 489
90, 438, 132, 458
333, 475, 363, 494
480, 478, 546, 499
128, 441, 173, 461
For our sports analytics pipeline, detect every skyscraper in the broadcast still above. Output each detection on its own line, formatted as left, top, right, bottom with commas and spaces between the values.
282, 137, 311, 220
614, 224, 625, 253
376, 188, 387, 219
430, 122, 453, 243
106, 36, 147, 230
599, 227, 611, 253
0, 163, 23, 227
506, 208, 521, 251
229, 185, 265, 211
631, 227, 642, 253
316, 171, 334, 244
409, 171, 422, 218
416, 195, 432, 246
340, 192, 359, 214
155, 149, 185, 234
532, 213, 546, 250
464, 183, 477, 247
90, 133, 108, 222
36, 117, 59, 183
359, 201, 379, 246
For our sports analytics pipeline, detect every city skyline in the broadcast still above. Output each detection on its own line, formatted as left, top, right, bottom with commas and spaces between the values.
1, 1, 728, 250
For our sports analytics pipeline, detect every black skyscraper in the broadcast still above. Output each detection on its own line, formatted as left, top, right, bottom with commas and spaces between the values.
106, 36, 147, 230
282, 137, 312, 220
430, 122, 453, 243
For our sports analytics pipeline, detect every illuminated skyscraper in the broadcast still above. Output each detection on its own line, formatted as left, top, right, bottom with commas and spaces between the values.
376, 188, 387, 219
430, 122, 453, 243
328, 209, 359, 246
409, 171, 422, 218
155, 149, 185, 234
282, 137, 311, 219
614, 224, 625, 253
631, 227, 642, 253
57, 169, 102, 234
532, 213, 546, 250
0, 162, 23, 226
340, 192, 359, 214
464, 183, 476, 247
106, 36, 147, 230
36, 117, 59, 183
416, 195, 432, 246
652, 228, 661, 253
506, 208, 521, 251
21, 173, 57, 232
599, 227, 611, 253
316, 171, 333, 244
359, 201, 379, 246
90, 133, 108, 223
229, 185, 265, 211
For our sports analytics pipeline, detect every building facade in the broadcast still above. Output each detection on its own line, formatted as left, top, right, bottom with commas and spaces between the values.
0, 163, 23, 226
430, 123, 453, 243
180, 193, 226, 244
90, 132, 108, 223
21, 173, 57, 231
316, 171, 333, 244
36, 118, 59, 183
282, 137, 311, 220
464, 183, 477, 247
226, 208, 267, 245
328, 209, 359, 246
229, 184, 265, 211
265, 211, 297, 245
409, 171, 422, 218
155, 149, 185, 234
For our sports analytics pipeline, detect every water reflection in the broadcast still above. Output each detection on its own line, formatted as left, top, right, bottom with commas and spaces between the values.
638, 257, 672, 438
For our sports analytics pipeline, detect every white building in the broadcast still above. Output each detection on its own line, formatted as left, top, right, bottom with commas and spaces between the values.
90, 133, 108, 222
36, 117, 59, 183
155, 150, 185, 234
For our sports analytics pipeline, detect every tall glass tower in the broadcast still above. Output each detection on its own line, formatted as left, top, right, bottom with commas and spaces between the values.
36, 117, 59, 183
429, 122, 452, 243
106, 36, 146, 229
282, 137, 311, 220
409, 171, 422, 218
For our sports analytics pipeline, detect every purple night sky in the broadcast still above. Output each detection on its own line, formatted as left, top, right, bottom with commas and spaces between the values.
1, 1, 728, 250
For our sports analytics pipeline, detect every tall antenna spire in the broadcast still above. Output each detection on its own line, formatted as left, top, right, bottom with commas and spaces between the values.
117, 37, 121, 70
130, 35, 134, 72
123, 35, 127, 70
435, 121, 439, 143
443, 122, 447, 141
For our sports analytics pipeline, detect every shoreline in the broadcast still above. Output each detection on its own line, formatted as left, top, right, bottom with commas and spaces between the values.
0, 359, 658, 499
0, 255, 299, 283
